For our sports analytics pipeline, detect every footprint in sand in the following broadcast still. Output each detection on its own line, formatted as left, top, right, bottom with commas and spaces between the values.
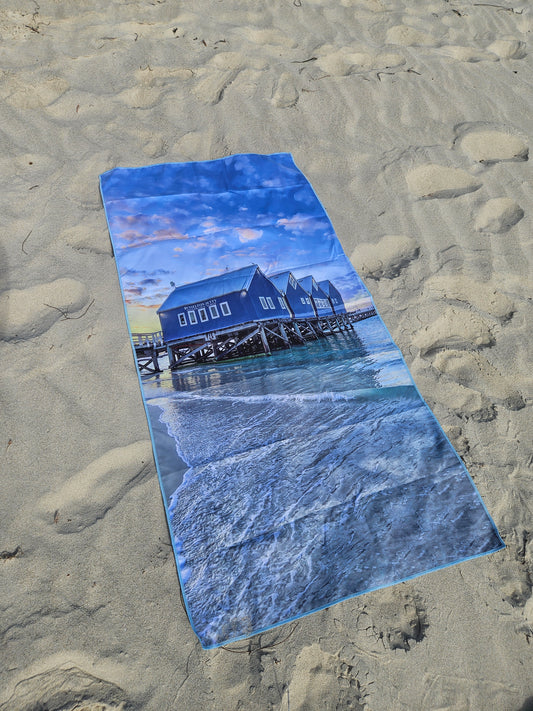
59, 217, 114, 256
419, 674, 525, 711
372, 587, 428, 651
413, 306, 494, 357
350, 235, 419, 280
352, 587, 428, 653
475, 197, 524, 233
433, 350, 525, 411
38, 440, 153, 533
438, 45, 498, 63
423, 274, 514, 322
279, 643, 368, 710
315, 46, 405, 77
406, 164, 481, 199
487, 38, 527, 60
193, 52, 260, 105
272, 72, 299, 108
455, 128, 528, 234
460, 130, 529, 164
385, 24, 436, 47
0, 278, 90, 342
0, 664, 131, 711
315, 48, 374, 77
4, 75, 69, 110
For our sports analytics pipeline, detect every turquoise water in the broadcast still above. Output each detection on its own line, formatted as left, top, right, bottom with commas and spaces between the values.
143, 316, 503, 648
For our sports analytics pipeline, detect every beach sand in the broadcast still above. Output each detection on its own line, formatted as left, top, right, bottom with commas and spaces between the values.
1, 0, 532, 708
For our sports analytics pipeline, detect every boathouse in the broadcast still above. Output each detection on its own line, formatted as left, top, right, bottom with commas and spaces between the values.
297, 276, 334, 318
157, 264, 290, 344
268, 271, 316, 319
318, 280, 347, 315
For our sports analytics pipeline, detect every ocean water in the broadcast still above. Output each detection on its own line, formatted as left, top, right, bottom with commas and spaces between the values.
142, 316, 503, 648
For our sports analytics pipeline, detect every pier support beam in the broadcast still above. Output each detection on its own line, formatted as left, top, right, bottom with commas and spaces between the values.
260, 327, 271, 355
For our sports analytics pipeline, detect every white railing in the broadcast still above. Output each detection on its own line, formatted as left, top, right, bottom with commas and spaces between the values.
132, 331, 164, 347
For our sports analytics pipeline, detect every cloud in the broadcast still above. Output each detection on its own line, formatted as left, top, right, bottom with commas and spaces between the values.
187, 237, 228, 252
117, 228, 189, 250
276, 214, 329, 234
120, 267, 172, 277
124, 286, 143, 297
154, 228, 188, 240
236, 228, 263, 243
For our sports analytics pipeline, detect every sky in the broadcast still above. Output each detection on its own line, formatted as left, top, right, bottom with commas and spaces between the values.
102, 155, 370, 333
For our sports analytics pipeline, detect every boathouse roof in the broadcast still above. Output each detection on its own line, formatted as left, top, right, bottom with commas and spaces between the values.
297, 275, 322, 295
317, 280, 334, 297
268, 271, 291, 293
157, 264, 259, 313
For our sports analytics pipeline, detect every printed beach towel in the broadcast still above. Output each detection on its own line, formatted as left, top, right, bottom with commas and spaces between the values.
100, 153, 503, 649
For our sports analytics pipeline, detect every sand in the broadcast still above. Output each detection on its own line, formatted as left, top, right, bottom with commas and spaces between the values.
1, 0, 532, 709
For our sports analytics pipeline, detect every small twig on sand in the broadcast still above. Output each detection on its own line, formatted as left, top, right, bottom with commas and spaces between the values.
21, 230, 32, 254
1, 546, 23, 560
473, 2, 522, 12
221, 623, 299, 654
43, 298, 95, 320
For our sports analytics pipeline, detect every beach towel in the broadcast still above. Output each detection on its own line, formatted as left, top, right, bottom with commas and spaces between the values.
100, 153, 503, 649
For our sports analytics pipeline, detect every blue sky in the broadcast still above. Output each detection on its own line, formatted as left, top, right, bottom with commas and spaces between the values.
102, 156, 370, 332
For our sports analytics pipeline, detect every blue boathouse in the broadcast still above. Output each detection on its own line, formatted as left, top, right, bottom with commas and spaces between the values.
297, 276, 334, 318
157, 264, 290, 344
268, 271, 316, 319
318, 280, 347, 315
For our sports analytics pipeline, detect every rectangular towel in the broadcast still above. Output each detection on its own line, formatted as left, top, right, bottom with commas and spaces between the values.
100, 153, 503, 649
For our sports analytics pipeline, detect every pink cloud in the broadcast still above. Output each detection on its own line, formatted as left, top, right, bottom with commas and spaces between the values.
236, 228, 263, 243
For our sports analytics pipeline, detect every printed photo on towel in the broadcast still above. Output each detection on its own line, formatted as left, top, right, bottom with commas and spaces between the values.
101, 154, 503, 649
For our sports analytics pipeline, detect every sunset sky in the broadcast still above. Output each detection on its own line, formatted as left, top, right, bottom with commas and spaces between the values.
102, 155, 370, 333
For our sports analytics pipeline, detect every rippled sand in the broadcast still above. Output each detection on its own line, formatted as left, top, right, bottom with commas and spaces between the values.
1, 1, 532, 709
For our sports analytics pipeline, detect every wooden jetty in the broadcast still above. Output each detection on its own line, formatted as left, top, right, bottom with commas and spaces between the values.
132, 308, 376, 372
131, 331, 166, 373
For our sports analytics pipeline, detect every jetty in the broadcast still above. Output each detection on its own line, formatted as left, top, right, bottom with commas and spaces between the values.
132, 308, 376, 372
131, 263, 376, 372
131, 331, 166, 374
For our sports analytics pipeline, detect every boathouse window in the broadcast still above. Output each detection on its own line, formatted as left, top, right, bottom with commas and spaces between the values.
300, 297, 305, 304
289, 275, 297, 289
178, 312, 187, 327
220, 301, 231, 316
198, 307, 208, 322
278, 297, 286, 309
259, 296, 268, 309
266, 296, 275, 309
209, 304, 219, 319
188, 310, 198, 325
